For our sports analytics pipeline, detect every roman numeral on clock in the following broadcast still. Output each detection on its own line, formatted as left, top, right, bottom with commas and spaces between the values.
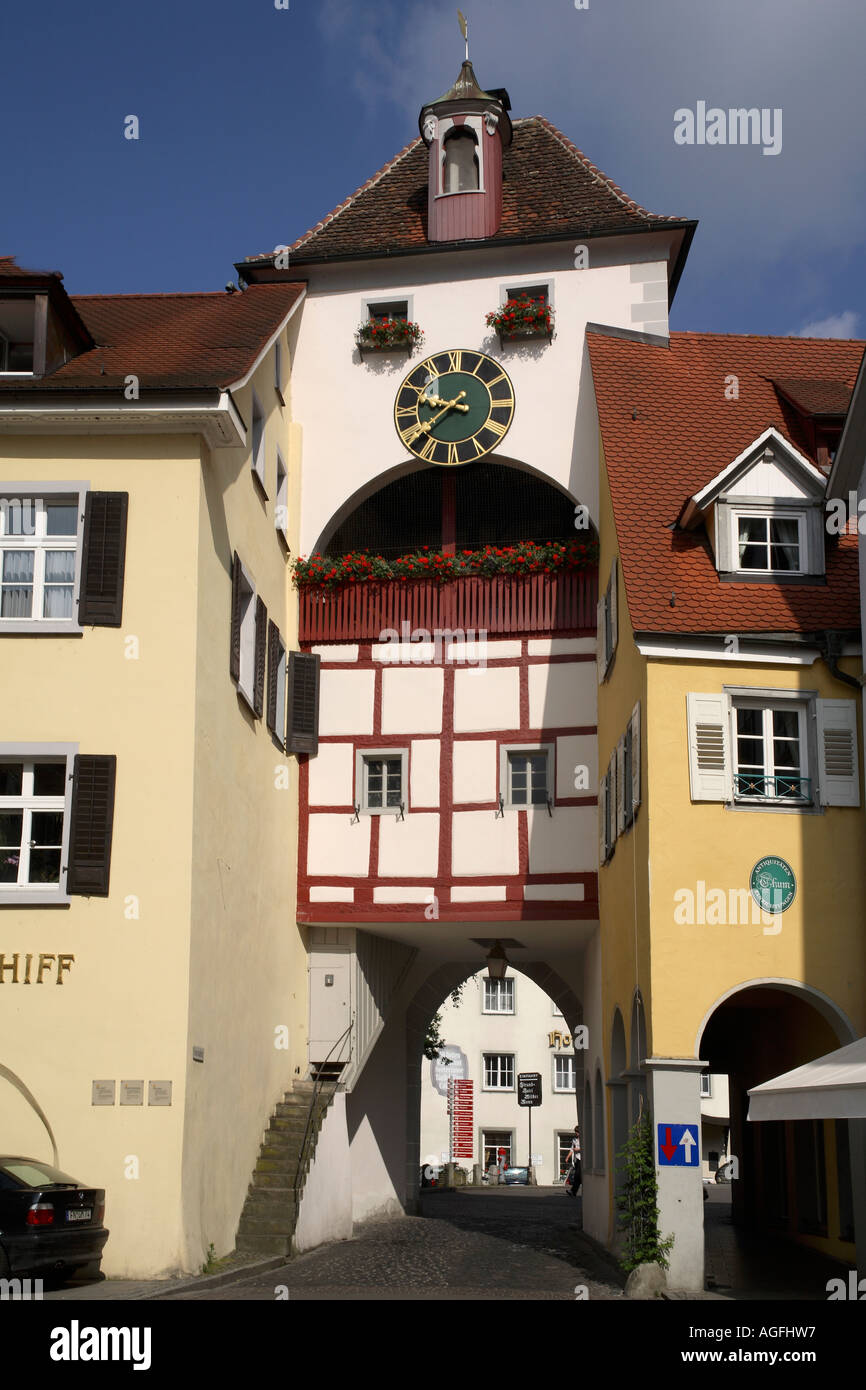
484, 418, 509, 438
418, 436, 439, 461
447, 350, 463, 373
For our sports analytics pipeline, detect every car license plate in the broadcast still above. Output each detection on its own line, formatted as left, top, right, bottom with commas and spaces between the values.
67, 1208, 92, 1222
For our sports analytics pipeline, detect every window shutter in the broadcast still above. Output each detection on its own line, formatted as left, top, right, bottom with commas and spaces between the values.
686, 692, 731, 801
287, 651, 321, 756
67, 755, 116, 897
599, 769, 608, 865
252, 598, 267, 718
266, 620, 281, 737
607, 750, 617, 849
596, 596, 607, 683
630, 701, 641, 814
78, 493, 128, 626
817, 699, 860, 807
616, 736, 626, 833
229, 552, 242, 683
609, 558, 618, 657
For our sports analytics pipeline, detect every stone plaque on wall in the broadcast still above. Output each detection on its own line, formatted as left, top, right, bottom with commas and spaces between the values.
120, 1079, 144, 1106
92, 1080, 116, 1106
148, 1080, 172, 1106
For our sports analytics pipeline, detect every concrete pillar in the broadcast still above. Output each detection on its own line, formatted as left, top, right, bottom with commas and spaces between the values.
644, 1058, 706, 1292
472, 1163, 482, 1186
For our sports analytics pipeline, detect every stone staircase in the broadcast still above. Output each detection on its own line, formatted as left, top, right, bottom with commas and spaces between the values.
235, 1079, 336, 1258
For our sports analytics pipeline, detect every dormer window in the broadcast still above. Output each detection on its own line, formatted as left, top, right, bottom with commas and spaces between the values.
442, 126, 479, 193
736, 512, 802, 573
0, 299, 35, 373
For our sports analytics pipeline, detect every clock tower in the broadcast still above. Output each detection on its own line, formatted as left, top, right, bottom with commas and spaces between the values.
419, 59, 512, 243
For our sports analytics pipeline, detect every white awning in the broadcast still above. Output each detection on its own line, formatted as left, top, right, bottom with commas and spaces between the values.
748, 1038, 866, 1122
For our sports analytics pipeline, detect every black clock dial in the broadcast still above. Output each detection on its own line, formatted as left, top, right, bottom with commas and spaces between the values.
394, 349, 515, 466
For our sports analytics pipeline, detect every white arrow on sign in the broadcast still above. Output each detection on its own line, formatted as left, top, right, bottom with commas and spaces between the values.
679, 1128, 697, 1163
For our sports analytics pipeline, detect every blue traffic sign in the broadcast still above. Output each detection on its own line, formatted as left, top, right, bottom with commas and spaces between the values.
657, 1123, 699, 1166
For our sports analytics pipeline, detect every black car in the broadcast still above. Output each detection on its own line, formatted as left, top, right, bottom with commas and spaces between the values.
0, 1156, 109, 1278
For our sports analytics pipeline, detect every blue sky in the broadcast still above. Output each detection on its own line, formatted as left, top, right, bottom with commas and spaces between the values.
2, 0, 864, 337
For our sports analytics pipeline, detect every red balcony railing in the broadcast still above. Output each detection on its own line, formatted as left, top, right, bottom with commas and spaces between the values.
299, 570, 597, 643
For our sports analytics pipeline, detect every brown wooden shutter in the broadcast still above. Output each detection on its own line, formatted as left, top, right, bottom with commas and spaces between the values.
79, 493, 128, 626
253, 597, 267, 718
229, 552, 242, 683
287, 651, 320, 756
67, 755, 117, 897
266, 619, 280, 736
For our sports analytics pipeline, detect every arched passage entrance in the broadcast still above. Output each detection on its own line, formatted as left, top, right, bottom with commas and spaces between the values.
698, 980, 857, 1278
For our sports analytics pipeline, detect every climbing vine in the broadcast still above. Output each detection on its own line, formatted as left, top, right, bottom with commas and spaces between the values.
422, 983, 467, 1061
615, 1111, 675, 1272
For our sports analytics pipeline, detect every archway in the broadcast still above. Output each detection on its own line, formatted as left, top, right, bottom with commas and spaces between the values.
698, 981, 856, 1277
609, 1007, 628, 1200
408, 959, 583, 1201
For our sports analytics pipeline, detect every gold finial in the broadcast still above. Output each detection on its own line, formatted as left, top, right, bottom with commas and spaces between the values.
457, 9, 469, 60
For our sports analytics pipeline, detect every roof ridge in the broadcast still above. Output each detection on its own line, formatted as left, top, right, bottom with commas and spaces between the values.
245, 137, 424, 265
670, 329, 866, 345
530, 115, 682, 223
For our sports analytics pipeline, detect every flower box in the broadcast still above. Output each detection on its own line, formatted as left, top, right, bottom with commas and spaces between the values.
356, 317, 424, 358
486, 295, 554, 347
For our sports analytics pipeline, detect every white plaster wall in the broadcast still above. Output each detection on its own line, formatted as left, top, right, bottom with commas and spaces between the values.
291, 237, 676, 554
454, 667, 520, 732
382, 668, 444, 733
527, 807, 598, 872
308, 742, 354, 805
308, 814, 371, 876
453, 739, 497, 802
556, 734, 598, 799
452, 810, 519, 875
293, 1091, 353, 1253
419, 969, 581, 1180
319, 670, 375, 735
528, 662, 597, 728
411, 739, 440, 806
529, 638, 596, 656
378, 812, 440, 877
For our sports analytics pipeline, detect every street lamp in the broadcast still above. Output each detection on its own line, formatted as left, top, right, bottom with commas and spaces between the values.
486, 940, 508, 980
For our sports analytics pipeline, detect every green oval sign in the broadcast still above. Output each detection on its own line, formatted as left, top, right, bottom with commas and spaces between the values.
750, 856, 796, 914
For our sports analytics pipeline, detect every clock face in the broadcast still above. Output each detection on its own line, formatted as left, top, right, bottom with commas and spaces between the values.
394, 349, 515, 466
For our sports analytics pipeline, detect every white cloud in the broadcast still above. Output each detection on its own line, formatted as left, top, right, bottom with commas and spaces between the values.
794, 311, 860, 339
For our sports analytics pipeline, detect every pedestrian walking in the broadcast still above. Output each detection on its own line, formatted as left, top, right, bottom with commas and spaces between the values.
565, 1126, 581, 1197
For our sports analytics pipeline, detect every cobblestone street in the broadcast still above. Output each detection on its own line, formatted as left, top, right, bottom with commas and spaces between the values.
156, 1188, 626, 1302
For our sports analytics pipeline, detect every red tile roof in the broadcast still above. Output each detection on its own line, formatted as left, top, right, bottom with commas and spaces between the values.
772, 376, 852, 418
0, 261, 304, 391
586, 329, 864, 634
241, 117, 692, 269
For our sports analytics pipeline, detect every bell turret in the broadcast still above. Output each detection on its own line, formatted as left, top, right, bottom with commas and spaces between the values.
419, 59, 512, 243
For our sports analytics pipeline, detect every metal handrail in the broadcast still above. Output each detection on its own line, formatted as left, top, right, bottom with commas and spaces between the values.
733, 773, 811, 799
293, 1021, 354, 1204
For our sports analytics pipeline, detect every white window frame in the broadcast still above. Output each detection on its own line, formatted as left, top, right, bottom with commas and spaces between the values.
275, 449, 288, 544
0, 743, 76, 905
363, 295, 414, 325
500, 742, 554, 810
498, 278, 555, 311
355, 748, 408, 815
236, 560, 257, 712
482, 1053, 515, 1091
250, 390, 267, 492
730, 694, 813, 806
482, 976, 515, 1015
0, 483, 87, 634
553, 1054, 577, 1093
700, 1073, 712, 1098
731, 507, 806, 576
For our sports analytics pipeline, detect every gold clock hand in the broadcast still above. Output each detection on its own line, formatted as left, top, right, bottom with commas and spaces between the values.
406, 391, 469, 444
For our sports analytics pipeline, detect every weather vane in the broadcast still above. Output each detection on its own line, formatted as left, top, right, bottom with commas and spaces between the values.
458, 9, 469, 61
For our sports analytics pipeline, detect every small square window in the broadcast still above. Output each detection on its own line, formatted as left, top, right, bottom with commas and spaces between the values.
505, 283, 549, 308
483, 978, 514, 1014
0, 493, 84, 626
356, 749, 407, 815
501, 744, 553, 809
0, 750, 73, 897
483, 1054, 514, 1090
736, 513, 802, 573
367, 300, 409, 323
700, 1074, 712, 1098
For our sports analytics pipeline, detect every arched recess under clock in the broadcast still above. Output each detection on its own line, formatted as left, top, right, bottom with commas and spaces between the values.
312, 457, 598, 559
